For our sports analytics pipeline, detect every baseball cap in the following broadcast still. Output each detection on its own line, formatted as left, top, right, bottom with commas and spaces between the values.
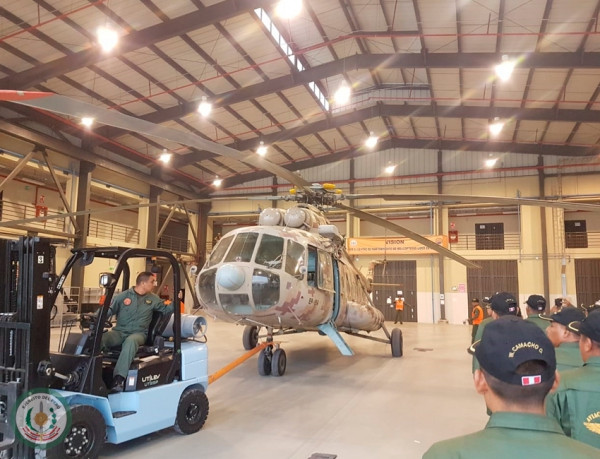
540, 306, 585, 326
583, 299, 600, 315
469, 316, 556, 386
471, 298, 480, 303
568, 310, 600, 342
490, 292, 518, 315
525, 294, 546, 312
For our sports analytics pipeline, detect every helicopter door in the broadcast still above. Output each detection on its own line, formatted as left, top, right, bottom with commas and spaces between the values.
331, 259, 340, 321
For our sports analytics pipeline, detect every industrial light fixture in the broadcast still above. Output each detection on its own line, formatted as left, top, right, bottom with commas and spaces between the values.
275, 0, 302, 19
494, 55, 515, 82
197, 96, 212, 117
334, 82, 351, 105
488, 117, 504, 136
213, 176, 223, 187
384, 162, 397, 174
159, 149, 172, 164
81, 117, 94, 128
365, 132, 378, 149
256, 141, 268, 156
97, 26, 119, 53
484, 157, 498, 168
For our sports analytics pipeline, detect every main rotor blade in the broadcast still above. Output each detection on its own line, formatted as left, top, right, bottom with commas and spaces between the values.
0, 90, 312, 191
347, 193, 600, 213
335, 203, 480, 269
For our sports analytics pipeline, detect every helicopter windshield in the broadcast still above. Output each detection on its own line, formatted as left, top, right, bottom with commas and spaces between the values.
224, 232, 258, 263
285, 239, 305, 278
255, 234, 284, 269
207, 234, 234, 267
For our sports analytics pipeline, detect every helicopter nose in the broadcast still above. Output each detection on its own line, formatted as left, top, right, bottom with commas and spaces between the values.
216, 264, 246, 291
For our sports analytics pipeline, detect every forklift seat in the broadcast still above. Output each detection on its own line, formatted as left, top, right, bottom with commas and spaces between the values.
144, 309, 172, 347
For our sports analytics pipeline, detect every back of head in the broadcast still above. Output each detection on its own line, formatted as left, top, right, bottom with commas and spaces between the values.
569, 309, 600, 350
470, 316, 556, 405
490, 292, 518, 317
525, 294, 546, 313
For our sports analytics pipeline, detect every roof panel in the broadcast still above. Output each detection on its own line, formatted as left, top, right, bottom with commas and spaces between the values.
526, 69, 570, 109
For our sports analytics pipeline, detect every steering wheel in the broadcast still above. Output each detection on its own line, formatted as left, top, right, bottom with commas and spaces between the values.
80, 313, 113, 331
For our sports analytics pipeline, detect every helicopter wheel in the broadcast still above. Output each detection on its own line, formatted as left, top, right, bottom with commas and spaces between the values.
391, 328, 403, 357
270, 348, 286, 376
242, 325, 259, 350
258, 347, 272, 376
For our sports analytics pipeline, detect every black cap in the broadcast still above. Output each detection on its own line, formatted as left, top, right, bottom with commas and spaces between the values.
540, 306, 585, 326
469, 316, 556, 386
471, 298, 480, 303
583, 300, 600, 315
568, 310, 600, 342
525, 294, 546, 312
490, 292, 518, 315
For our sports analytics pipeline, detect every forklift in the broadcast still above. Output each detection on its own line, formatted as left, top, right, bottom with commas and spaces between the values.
0, 237, 209, 458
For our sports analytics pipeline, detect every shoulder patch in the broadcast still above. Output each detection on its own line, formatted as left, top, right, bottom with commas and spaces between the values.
123, 298, 132, 306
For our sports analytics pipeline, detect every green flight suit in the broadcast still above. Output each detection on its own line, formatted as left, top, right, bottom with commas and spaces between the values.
555, 341, 584, 372
101, 287, 173, 378
423, 412, 599, 458
546, 356, 600, 449
472, 317, 493, 372
526, 314, 550, 331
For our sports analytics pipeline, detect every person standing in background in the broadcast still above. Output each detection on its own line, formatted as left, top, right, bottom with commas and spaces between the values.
524, 294, 549, 331
470, 298, 484, 343
394, 297, 404, 324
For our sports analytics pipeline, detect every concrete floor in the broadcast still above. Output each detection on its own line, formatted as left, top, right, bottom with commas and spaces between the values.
67, 318, 485, 459
46, 319, 487, 458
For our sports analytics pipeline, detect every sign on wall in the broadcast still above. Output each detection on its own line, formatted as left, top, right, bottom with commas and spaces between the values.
346, 236, 449, 255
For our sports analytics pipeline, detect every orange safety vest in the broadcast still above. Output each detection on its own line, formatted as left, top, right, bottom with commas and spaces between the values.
472, 304, 484, 325
395, 299, 404, 311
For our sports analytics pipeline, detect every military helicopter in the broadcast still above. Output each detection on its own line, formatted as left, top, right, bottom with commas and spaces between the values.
3, 90, 600, 377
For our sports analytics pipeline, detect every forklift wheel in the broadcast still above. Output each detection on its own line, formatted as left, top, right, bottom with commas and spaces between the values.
47, 405, 105, 459
174, 388, 209, 435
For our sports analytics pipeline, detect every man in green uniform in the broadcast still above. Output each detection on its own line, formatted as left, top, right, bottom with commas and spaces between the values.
524, 294, 549, 331
424, 317, 598, 458
546, 310, 600, 448
541, 307, 586, 372
101, 271, 174, 392
472, 292, 519, 372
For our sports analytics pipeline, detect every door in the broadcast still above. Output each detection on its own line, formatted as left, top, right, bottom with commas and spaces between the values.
372, 261, 417, 322
575, 259, 600, 308
475, 222, 504, 250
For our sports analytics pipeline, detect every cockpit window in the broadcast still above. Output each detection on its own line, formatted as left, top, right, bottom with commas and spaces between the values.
223, 232, 258, 263
207, 235, 234, 267
255, 234, 284, 269
285, 240, 305, 278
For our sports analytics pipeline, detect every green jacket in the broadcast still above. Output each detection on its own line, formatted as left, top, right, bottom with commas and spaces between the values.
423, 412, 599, 458
472, 317, 493, 372
546, 356, 600, 449
556, 341, 584, 372
526, 314, 550, 331
108, 287, 173, 336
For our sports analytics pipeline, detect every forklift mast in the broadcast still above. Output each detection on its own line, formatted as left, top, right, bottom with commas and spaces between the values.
0, 237, 54, 453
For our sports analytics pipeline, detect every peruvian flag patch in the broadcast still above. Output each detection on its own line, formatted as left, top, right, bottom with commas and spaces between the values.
521, 375, 542, 386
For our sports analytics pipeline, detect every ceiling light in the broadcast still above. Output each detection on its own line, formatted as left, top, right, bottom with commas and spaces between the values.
485, 158, 498, 168
365, 132, 378, 149
494, 55, 515, 82
213, 177, 223, 187
334, 83, 351, 105
275, 0, 303, 19
159, 149, 172, 164
489, 117, 504, 136
256, 141, 268, 156
384, 163, 397, 174
81, 117, 94, 128
97, 26, 119, 53
197, 96, 212, 117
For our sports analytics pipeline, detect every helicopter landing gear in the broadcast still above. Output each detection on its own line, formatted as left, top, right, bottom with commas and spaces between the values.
257, 329, 286, 376
391, 328, 403, 357
242, 325, 260, 350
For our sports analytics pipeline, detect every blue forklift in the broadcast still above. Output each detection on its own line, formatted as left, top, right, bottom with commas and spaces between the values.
0, 237, 209, 458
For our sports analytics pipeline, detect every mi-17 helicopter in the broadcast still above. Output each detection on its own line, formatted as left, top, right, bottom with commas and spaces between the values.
2, 90, 600, 377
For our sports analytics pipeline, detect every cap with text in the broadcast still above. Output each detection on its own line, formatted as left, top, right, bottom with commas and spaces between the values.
469, 316, 556, 386
490, 292, 518, 315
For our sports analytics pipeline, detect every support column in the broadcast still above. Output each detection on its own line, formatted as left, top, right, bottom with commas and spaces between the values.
196, 203, 210, 266
146, 184, 161, 249
437, 150, 446, 322
538, 155, 550, 302
71, 160, 95, 296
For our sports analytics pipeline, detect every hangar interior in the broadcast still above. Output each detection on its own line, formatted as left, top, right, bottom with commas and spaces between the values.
1, 0, 600, 457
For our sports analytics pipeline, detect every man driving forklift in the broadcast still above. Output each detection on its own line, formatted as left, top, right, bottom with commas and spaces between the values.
101, 271, 173, 392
